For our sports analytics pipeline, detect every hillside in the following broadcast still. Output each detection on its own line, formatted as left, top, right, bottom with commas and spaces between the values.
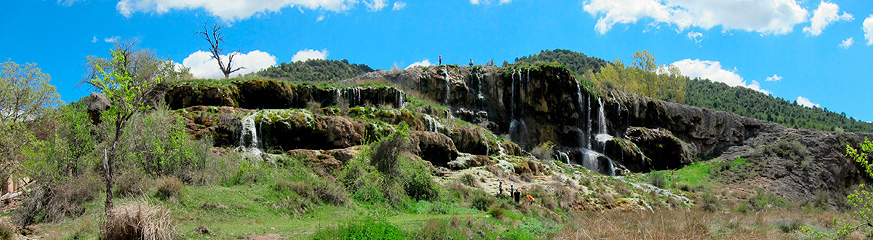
253, 59, 374, 83
3, 57, 872, 239
516, 49, 873, 133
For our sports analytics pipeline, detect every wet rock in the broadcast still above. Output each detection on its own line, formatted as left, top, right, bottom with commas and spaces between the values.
604, 138, 653, 172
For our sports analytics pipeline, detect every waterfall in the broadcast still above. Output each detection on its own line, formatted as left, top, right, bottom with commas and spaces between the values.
396, 89, 405, 109
497, 141, 506, 156
586, 94, 592, 149
334, 88, 340, 106
581, 149, 599, 173
558, 151, 570, 165
444, 66, 451, 105
239, 114, 263, 159
423, 114, 442, 132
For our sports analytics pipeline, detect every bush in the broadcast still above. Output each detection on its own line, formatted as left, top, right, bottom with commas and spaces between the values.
15, 172, 102, 225
0, 220, 13, 240
489, 205, 507, 220
310, 217, 405, 240
530, 141, 556, 161
472, 195, 494, 211
102, 201, 177, 240
459, 173, 480, 188
400, 158, 439, 201
370, 126, 411, 175
155, 176, 184, 201
115, 168, 149, 197
646, 171, 668, 188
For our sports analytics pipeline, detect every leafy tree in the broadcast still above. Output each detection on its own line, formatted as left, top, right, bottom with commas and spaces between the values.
87, 47, 164, 212
0, 59, 62, 190
585, 50, 686, 103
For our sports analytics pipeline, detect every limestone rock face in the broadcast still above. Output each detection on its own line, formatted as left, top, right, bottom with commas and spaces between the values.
409, 131, 459, 166
624, 127, 695, 170
604, 138, 651, 172
87, 92, 111, 124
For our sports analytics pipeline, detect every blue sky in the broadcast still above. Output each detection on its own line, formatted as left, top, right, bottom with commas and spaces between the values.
2, 0, 872, 121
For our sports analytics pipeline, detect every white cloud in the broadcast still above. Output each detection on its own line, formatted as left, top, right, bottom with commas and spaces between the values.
392, 1, 406, 10
470, 0, 510, 5
117, 0, 359, 21
405, 59, 431, 69
291, 49, 328, 62
672, 59, 770, 94
91, 36, 98, 43
316, 15, 325, 21
803, 1, 853, 36
687, 31, 703, 44
840, 37, 854, 49
57, 0, 84, 7
765, 74, 782, 82
181, 50, 277, 79
865, 15, 873, 45
365, 0, 386, 11
796, 96, 819, 108
104, 36, 120, 43
582, 0, 809, 35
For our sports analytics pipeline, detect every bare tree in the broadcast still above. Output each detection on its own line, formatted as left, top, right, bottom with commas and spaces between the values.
196, 23, 244, 79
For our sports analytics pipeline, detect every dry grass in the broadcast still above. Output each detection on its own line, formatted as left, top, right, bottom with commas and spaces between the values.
102, 201, 177, 240
554, 210, 847, 240
154, 176, 184, 201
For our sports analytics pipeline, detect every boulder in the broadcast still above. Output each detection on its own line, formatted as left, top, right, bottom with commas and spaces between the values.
88, 92, 111, 124
409, 131, 459, 166
604, 138, 653, 172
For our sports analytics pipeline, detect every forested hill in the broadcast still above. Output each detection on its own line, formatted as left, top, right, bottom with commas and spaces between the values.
254, 59, 374, 82
513, 49, 608, 75
686, 78, 873, 133
516, 49, 873, 133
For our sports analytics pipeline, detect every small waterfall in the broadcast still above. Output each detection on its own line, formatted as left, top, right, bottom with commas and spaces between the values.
497, 141, 506, 156
510, 69, 517, 119
239, 114, 263, 159
581, 148, 599, 173
334, 88, 340, 106
396, 89, 405, 109
480, 131, 491, 156
558, 151, 570, 165
423, 114, 443, 132
598, 98, 607, 135
444, 66, 451, 105
586, 94, 592, 149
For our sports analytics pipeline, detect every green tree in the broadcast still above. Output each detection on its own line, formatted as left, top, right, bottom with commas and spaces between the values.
87, 47, 164, 213
0, 59, 62, 191
804, 138, 873, 238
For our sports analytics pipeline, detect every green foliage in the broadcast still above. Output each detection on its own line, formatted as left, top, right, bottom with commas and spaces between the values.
646, 171, 668, 188
514, 49, 608, 76
310, 217, 406, 240
0, 59, 62, 181
254, 59, 374, 83
687, 77, 873, 133
530, 141, 556, 161
841, 138, 873, 234
120, 109, 210, 179
585, 50, 686, 103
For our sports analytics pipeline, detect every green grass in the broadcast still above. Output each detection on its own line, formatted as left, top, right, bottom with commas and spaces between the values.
645, 158, 748, 191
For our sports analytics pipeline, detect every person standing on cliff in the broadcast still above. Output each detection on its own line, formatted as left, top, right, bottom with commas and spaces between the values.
469, 59, 474, 67
498, 181, 503, 197
439, 55, 442, 65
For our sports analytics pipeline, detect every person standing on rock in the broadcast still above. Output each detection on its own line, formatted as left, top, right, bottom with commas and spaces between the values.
509, 185, 514, 198
469, 59, 474, 67
439, 55, 442, 65
498, 181, 503, 197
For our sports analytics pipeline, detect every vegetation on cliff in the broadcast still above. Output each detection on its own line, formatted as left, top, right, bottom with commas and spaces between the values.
520, 49, 873, 133
253, 59, 374, 83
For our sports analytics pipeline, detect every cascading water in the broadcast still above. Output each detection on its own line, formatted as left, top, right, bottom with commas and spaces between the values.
239, 114, 263, 159
396, 89, 405, 109
444, 66, 451, 105
558, 151, 570, 165
497, 142, 506, 156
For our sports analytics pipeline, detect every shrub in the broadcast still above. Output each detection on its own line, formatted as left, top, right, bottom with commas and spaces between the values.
15, 172, 102, 225
530, 141, 556, 161
700, 191, 719, 212
400, 159, 439, 201
0, 220, 13, 240
646, 171, 668, 188
459, 173, 481, 188
115, 168, 150, 197
489, 205, 507, 220
102, 201, 177, 240
155, 176, 184, 201
472, 195, 494, 211
370, 125, 411, 175
310, 217, 405, 240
